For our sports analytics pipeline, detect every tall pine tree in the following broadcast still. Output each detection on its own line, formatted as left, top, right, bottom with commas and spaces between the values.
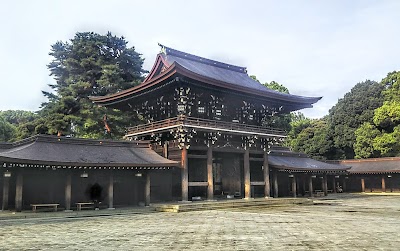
37, 31, 147, 138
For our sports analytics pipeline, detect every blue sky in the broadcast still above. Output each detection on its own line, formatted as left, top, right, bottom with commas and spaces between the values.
0, 0, 399, 118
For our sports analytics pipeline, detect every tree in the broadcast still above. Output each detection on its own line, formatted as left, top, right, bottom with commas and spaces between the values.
0, 115, 16, 142
288, 119, 333, 160
38, 31, 147, 139
353, 72, 400, 158
354, 122, 381, 159
0, 110, 37, 125
328, 80, 384, 159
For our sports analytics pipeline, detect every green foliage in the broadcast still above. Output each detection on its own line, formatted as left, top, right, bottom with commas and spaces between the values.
354, 123, 381, 159
264, 81, 289, 94
35, 31, 147, 139
0, 110, 37, 125
328, 80, 384, 159
373, 101, 400, 130
288, 119, 333, 160
373, 125, 400, 157
0, 115, 16, 142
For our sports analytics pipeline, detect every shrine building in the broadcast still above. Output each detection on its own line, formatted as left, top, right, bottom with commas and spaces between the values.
91, 45, 350, 202
0, 45, 355, 212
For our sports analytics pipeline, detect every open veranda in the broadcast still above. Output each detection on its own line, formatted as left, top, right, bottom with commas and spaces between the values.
1, 194, 400, 250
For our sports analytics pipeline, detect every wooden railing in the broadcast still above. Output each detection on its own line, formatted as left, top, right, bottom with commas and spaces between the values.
126, 116, 286, 136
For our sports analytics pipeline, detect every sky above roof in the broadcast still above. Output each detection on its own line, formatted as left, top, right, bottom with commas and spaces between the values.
0, 0, 399, 118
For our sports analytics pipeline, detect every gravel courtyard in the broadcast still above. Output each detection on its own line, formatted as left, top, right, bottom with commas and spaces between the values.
1, 194, 400, 250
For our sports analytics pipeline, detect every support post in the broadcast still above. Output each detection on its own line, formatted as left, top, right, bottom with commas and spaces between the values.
343, 178, 347, 192
323, 174, 328, 196
108, 173, 114, 209
244, 148, 251, 199
381, 176, 386, 193
2, 176, 10, 210
292, 175, 297, 198
263, 151, 270, 198
65, 173, 72, 211
308, 175, 314, 197
145, 172, 151, 206
163, 141, 168, 159
15, 171, 23, 212
332, 177, 337, 193
181, 147, 188, 201
273, 170, 279, 198
361, 178, 365, 192
207, 146, 213, 200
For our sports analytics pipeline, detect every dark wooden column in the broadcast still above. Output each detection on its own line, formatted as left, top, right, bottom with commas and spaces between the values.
244, 148, 251, 199
332, 177, 337, 193
207, 146, 213, 200
361, 178, 365, 192
323, 174, 328, 196
15, 171, 23, 212
163, 141, 168, 158
145, 172, 151, 206
273, 169, 279, 198
65, 173, 72, 211
108, 173, 114, 209
263, 151, 270, 198
381, 176, 386, 192
291, 175, 297, 198
343, 177, 347, 192
181, 147, 188, 201
308, 175, 314, 197
2, 175, 10, 210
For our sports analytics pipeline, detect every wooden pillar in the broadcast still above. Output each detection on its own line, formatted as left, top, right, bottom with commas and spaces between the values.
263, 151, 270, 198
2, 176, 10, 210
302, 176, 306, 196
15, 171, 23, 212
108, 173, 114, 209
343, 178, 347, 192
361, 178, 365, 192
381, 176, 386, 192
181, 147, 188, 201
65, 173, 72, 211
332, 177, 337, 193
323, 174, 328, 196
291, 175, 297, 198
145, 172, 151, 206
308, 175, 314, 197
273, 170, 279, 198
244, 148, 251, 199
207, 146, 213, 200
163, 141, 168, 158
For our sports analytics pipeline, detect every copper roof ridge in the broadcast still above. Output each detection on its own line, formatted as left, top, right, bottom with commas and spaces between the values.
340, 157, 400, 163
159, 43, 247, 73
10, 135, 150, 148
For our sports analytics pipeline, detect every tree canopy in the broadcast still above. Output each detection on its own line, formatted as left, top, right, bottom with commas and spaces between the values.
20, 32, 147, 139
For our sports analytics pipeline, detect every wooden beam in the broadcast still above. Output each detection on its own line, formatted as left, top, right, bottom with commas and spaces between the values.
263, 151, 270, 197
273, 170, 279, 198
323, 174, 328, 196
15, 171, 23, 212
188, 154, 208, 159
188, 182, 208, 186
382, 176, 386, 192
181, 147, 188, 201
361, 178, 365, 192
250, 181, 265, 186
292, 175, 297, 198
2, 176, 9, 210
309, 175, 314, 197
207, 146, 213, 200
244, 148, 251, 199
65, 173, 72, 211
145, 173, 151, 206
108, 173, 114, 209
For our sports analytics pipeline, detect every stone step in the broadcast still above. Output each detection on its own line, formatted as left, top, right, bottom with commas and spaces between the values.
153, 198, 312, 213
